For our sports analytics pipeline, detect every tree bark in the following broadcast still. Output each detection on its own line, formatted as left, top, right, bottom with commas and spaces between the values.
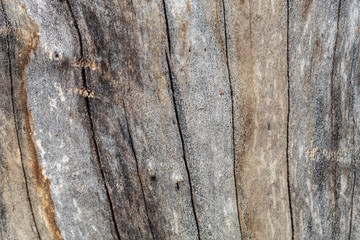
0, 0, 359, 239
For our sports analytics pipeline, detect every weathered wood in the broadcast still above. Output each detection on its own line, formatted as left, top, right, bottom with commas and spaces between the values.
225, 0, 291, 239
0, 3, 39, 239
164, 0, 241, 238
289, 0, 360, 239
2, 0, 118, 239
64, 0, 199, 238
1, 0, 360, 239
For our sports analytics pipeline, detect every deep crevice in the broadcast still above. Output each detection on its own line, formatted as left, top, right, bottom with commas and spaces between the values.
162, 1, 200, 238
1, 1, 42, 239
122, 100, 155, 240
165, 51, 200, 240
162, 0, 172, 54
64, 1, 121, 239
221, 0, 242, 236
286, 0, 295, 239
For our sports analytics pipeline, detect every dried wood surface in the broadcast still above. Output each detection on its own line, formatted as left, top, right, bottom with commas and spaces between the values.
0, 0, 359, 239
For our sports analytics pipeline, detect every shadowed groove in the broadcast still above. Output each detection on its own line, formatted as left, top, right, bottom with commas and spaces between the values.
164, 51, 201, 240
162, 0, 200, 238
286, 0, 294, 239
64, 1, 121, 239
221, 0, 242, 236
329, 1, 342, 236
122, 99, 154, 240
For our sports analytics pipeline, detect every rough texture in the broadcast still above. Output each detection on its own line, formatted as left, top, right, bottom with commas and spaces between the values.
0, 3, 40, 239
164, 0, 241, 238
225, 0, 291, 239
1, 0, 359, 240
289, 0, 360, 239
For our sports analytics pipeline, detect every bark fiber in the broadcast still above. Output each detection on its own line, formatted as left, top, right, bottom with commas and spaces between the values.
0, 0, 359, 239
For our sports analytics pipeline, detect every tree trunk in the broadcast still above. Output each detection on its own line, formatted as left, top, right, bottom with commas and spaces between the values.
0, 0, 358, 239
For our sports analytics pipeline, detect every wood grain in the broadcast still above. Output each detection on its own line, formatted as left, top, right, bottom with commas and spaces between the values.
1, 0, 359, 239
289, 0, 360, 239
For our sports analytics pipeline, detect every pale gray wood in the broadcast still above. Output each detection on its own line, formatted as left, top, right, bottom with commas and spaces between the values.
289, 0, 339, 237
164, 0, 241, 239
330, 1, 360, 239
289, 0, 360, 239
2, 0, 119, 239
334, 0, 360, 239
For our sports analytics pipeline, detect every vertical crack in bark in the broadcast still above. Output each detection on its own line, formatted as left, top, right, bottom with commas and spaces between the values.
286, 0, 294, 239
122, 100, 154, 240
221, 0, 242, 236
162, 0, 172, 54
162, 1, 200, 238
1, 1, 41, 239
165, 52, 200, 240
64, 1, 121, 239
329, 1, 342, 237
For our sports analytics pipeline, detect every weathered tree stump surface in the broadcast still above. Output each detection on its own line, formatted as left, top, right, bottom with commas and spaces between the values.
0, 0, 359, 239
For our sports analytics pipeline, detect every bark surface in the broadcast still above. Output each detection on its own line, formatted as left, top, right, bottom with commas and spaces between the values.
0, 0, 359, 239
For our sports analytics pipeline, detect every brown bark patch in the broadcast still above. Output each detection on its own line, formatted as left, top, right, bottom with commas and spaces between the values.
180, 20, 189, 54
15, 5, 63, 240
315, 34, 324, 56
303, 0, 314, 18
214, 0, 225, 57
186, 0, 191, 14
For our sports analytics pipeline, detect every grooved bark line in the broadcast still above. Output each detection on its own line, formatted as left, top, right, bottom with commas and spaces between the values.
164, 52, 200, 238
162, 2, 200, 237
1, 0, 360, 239
1, 1, 41, 239
64, 1, 121, 238
286, 0, 294, 239
221, 0, 242, 235
122, 99, 154, 240
329, 0, 342, 235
